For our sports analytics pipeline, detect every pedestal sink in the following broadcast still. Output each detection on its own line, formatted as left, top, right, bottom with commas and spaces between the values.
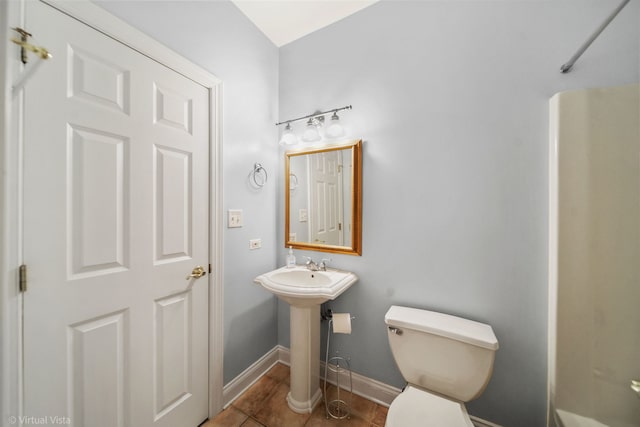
255, 266, 358, 413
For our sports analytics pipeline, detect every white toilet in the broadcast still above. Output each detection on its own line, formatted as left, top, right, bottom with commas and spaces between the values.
384, 305, 499, 427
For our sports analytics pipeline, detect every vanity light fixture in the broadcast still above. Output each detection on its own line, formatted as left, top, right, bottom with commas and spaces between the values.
301, 117, 322, 142
325, 111, 345, 139
279, 123, 298, 146
276, 105, 352, 146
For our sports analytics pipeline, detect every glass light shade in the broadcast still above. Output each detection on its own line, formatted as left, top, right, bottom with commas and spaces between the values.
325, 112, 345, 139
279, 123, 298, 146
301, 119, 321, 142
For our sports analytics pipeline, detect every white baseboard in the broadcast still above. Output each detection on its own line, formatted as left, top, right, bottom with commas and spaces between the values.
222, 346, 281, 408
277, 346, 401, 407
470, 415, 503, 427
276, 345, 290, 365
223, 345, 502, 427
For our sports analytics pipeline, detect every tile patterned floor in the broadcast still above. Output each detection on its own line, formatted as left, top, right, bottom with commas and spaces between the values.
203, 363, 388, 427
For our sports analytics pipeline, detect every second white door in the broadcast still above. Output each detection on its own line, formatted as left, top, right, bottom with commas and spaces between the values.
309, 150, 344, 246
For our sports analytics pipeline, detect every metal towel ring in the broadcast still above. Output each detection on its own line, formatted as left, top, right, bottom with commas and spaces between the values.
289, 173, 298, 190
251, 163, 268, 188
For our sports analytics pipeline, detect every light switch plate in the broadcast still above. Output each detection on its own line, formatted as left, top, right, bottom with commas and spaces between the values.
228, 209, 243, 228
299, 209, 308, 222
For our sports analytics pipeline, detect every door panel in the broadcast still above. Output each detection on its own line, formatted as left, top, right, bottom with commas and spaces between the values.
22, 2, 210, 426
154, 292, 192, 419
69, 125, 129, 277
154, 146, 192, 263
154, 84, 193, 133
69, 310, 128, 427
309, 150, 344, 245
68, 44, 131, 114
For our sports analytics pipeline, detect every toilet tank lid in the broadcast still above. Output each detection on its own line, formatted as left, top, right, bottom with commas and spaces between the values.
385, 306, 499, 350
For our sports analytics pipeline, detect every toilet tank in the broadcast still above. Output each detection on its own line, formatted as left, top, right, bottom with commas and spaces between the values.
385, 305, 499, 402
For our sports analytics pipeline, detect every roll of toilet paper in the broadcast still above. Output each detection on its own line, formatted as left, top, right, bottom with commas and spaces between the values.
332, 313, 352, 334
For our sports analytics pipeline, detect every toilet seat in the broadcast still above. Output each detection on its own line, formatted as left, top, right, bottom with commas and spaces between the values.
385, 386, 475, 427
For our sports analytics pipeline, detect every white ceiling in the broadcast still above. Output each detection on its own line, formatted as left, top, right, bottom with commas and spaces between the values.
231, 0, 380, 47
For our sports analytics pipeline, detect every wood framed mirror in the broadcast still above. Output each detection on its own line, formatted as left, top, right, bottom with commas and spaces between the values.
285, 139, 362, 255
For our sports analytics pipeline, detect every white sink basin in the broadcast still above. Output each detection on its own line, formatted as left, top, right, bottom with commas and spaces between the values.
255, 265, 358, 413
269, 269, 332, 286
255, 266, 358, 307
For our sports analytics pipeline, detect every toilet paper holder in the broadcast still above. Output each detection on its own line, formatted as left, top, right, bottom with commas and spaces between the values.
323, 315, 355, 420
321, 308, 355, 322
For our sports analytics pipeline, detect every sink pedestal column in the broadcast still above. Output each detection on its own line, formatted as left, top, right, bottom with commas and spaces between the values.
253, 266, 358, 413
287, 304, 322, 413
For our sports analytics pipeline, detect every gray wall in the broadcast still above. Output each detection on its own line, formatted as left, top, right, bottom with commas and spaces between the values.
95, 0, 280, 383
278, 1, 639, 426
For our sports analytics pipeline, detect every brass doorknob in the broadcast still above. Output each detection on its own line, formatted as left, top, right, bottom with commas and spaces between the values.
186, 266, 206, 280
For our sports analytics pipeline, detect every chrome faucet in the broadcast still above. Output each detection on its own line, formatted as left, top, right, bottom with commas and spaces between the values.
305, 257, 332, 271
319, 258, 331, 271
304, 257, 319, 271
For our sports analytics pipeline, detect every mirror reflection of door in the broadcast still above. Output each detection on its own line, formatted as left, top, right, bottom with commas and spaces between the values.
285, 139, 361, 255
309, 150, 344, 245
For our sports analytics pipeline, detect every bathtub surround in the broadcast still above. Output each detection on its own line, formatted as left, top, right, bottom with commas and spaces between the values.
83, 1, 638, 426
549, 84, 640, 426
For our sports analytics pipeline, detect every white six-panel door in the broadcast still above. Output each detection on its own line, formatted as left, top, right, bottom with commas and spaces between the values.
22, 2, 210, 426
309, 150, 344, 246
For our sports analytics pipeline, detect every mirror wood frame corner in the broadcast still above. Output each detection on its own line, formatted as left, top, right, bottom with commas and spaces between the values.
285, 139, 362, 256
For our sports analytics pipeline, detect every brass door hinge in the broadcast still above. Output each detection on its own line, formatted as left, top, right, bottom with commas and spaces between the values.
18, 264, 27, 292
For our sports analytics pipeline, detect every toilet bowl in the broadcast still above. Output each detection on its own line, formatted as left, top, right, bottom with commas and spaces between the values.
386, 385, 475, 427
384, 305, 499, 427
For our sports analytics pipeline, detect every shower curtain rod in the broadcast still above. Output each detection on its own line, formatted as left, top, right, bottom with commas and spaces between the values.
560, 0, 631, 73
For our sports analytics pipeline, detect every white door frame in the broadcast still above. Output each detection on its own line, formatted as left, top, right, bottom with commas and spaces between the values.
0, 0, 224, 421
